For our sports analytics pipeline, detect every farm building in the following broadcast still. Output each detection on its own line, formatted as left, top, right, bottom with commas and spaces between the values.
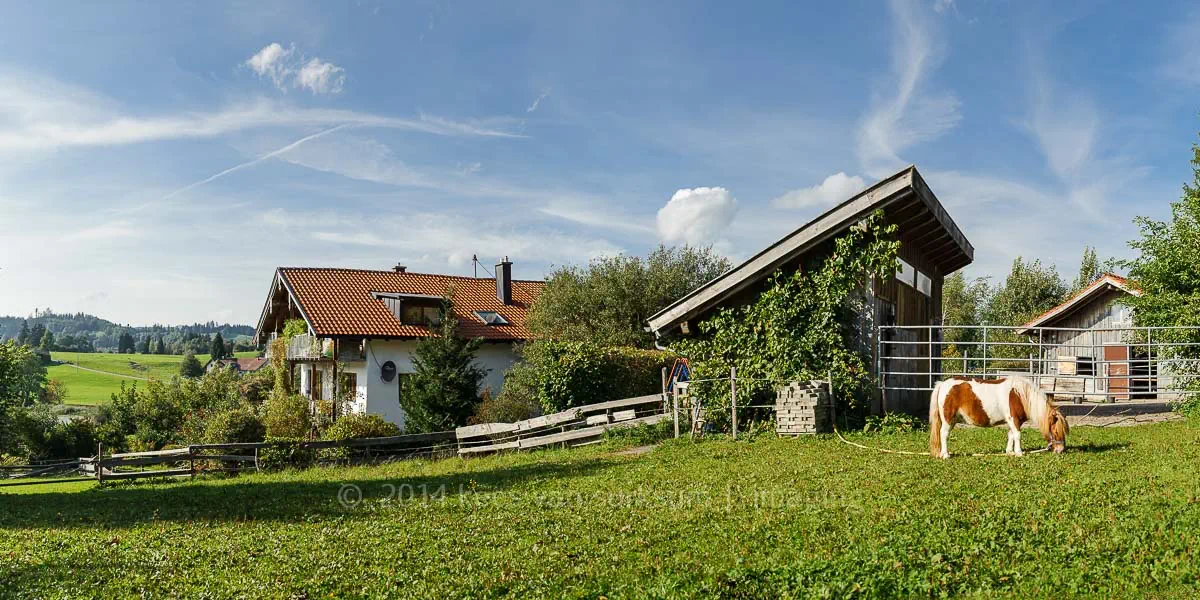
253, 261, 544, 427
1016, 273, 1148, 401
646, 165, 974, 415
204, 356, 268, 375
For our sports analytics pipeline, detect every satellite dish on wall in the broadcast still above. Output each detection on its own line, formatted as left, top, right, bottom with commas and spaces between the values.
380, 361, 397, 383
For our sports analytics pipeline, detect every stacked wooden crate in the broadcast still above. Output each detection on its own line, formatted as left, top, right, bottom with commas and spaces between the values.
775, 381, 831, 435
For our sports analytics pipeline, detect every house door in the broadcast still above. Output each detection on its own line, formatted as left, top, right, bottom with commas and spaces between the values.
1103, 344, 1130, 401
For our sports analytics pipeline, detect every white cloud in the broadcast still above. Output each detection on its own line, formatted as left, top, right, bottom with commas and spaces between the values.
244, 42, 345, 94
856, 0, 961, 178
772, 172, 866, 209
296, 58, 345, 94
539, 199, 654, 234
1026, 77, 1097, 182
245, 42, 293, 88
933, 0, 955, 14
0, 71, 522, 153
656, 187, 738, 245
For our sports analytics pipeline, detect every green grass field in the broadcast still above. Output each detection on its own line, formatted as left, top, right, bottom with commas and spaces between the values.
3, 421, 1198, 598
47, 351, 260, 406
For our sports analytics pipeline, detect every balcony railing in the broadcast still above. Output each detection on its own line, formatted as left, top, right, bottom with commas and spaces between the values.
284, 334, 333, 360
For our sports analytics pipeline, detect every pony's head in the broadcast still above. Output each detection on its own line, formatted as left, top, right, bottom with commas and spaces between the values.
1042, 406, 1069, 454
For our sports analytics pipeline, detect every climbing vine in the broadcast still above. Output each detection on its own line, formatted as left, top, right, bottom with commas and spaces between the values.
676, 210, 899, 428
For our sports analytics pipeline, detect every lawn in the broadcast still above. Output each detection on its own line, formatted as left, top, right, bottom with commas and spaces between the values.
47, 351, 261, 406
2, 421, 1199, 598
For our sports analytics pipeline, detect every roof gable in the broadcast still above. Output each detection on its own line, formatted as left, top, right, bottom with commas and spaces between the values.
1018, 273, 1140, 332
646, 165, 973, 335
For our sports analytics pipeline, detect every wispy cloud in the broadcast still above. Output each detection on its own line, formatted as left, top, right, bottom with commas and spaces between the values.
856, 0, 961, 178
772, 172, 865, 209
245, 43, 346, 94
1159, 7, 1200, 86
538, 199, 654, 234
0, 71, 522, 153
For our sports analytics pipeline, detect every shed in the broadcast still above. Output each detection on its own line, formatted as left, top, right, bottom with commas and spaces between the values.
646, 165, 974, 414
1017, 273, 1145, 400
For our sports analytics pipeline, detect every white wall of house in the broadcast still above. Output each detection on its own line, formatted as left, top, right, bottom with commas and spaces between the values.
350, 339, 521, 430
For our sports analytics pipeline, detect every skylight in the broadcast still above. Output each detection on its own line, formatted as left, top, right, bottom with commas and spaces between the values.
474, 311, 509, 325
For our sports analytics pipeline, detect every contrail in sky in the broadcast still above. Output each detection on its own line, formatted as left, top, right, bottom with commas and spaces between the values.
161, 123, 350, 201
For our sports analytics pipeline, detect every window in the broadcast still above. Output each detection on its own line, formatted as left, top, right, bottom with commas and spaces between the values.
474, 311, 509, 325
401, 303, 441, 326
916, 271, 932, 297
340, 372, 358, 401
895, 258, 916, 287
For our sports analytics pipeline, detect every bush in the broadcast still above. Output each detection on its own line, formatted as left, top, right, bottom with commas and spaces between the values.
602, 420, 672, 446
861, 412, 926, 435
203, 407, 266, 444
257, 437, 314, 470
9, 407, 98, 460
179, 352, 204, 378
263, 393, 312, 438
468, 388, 540, 425
505, 340, 674, 415
321, 413, 400, 441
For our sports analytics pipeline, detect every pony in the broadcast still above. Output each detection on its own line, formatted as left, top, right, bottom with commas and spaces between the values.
928, 375, 1068, 459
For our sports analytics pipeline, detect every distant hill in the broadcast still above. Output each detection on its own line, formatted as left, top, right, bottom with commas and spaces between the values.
0, 309, 255, 354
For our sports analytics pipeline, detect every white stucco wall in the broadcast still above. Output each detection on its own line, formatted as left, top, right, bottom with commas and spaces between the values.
352, 339, 521, 430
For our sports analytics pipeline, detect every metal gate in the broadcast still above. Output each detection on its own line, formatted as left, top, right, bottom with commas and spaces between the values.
878, 325, 1200, 402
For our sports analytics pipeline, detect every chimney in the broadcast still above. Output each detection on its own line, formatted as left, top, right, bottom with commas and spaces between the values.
496, 257, 513, 305
393, 263, 407, 273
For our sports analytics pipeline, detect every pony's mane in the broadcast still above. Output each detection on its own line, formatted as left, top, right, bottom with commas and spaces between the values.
1007, 375, 1056, 437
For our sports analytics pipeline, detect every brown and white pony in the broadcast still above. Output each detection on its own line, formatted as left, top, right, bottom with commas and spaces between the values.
929, 375, 1068, 459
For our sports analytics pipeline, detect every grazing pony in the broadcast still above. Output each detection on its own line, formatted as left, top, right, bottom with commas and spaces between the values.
928, 375, 1068, 459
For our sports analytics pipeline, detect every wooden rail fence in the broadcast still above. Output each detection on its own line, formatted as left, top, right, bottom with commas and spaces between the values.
3, 394, 670, 487
455, 393, 669, 455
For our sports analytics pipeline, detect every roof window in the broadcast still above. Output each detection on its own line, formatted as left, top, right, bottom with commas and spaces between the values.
474, 311, 509, 325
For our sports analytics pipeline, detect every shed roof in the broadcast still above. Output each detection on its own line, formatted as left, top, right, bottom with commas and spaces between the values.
1017, 273, 1140, 333
255, 267, 544, 342
646, 165, 973, 336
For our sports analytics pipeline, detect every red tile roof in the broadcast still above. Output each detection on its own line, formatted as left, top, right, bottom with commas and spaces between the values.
277, 268, 544, 341
1018, 273, 1141, 332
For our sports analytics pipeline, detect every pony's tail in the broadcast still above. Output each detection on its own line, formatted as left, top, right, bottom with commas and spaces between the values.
929, 381, 943, 457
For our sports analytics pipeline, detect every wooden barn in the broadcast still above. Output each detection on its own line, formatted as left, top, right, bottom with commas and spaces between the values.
646, 165, 974, 415
1017, 273, 1148, 401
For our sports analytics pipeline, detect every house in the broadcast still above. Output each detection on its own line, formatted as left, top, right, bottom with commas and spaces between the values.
646, 165, 974, 415
1017, 273, 1147, 400
253, 260, 543, 428
205, 356, 268, 374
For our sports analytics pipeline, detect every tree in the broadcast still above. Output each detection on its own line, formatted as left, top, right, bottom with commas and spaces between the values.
1073, 246, 1103, 293
0, 341, 45, 451
983, 257, 1068, 327
210, 333, 227, 361
117, 331, 136, 354
527, 245, 731, 348
16, 321, 29, 346
179, 352, 204, 378
941, 272, 990, 353
28, 323, 46, 350
400, 296, 488, 433
136, 336, 150, 354
38, 329, 55, 352
155, 336, 167, 355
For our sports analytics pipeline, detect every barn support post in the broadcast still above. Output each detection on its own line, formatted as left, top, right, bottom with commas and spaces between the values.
927, 331, 933, 390
1038, 328, 1045, 386
730, 367, 737, 441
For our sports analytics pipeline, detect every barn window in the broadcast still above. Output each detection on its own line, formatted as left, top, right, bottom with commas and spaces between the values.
916, 271, 932, 297
895, 258, 916, 287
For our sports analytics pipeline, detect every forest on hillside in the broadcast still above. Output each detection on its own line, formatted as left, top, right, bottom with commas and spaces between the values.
0, 310, 255, 354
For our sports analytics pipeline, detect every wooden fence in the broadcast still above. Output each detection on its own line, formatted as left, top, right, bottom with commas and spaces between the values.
455, 393, 669, 455
4, 393, 672, 487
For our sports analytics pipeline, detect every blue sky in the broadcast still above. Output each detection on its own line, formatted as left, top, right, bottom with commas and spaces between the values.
1, 0, 1198, 325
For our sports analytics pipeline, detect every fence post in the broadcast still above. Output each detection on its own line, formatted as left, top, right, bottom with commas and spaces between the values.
96, 442, 103, 484
189, 447, 196, 479
672, 378, 680, 439
730, 367, 737, 440
982, 327, 989, 376
963, 349, 968, 378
